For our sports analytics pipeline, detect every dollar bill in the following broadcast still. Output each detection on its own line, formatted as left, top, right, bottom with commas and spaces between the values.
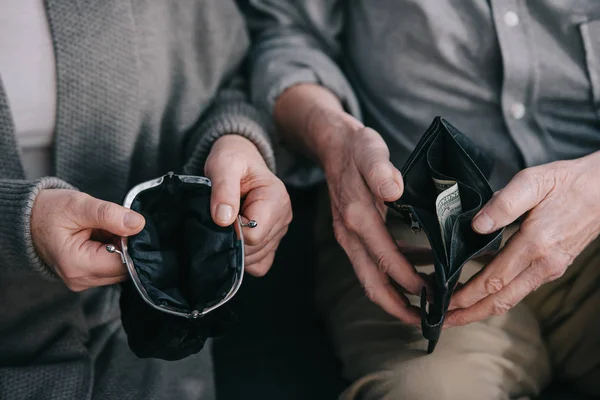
435, 182, 463, 255
432, 177, 457, 194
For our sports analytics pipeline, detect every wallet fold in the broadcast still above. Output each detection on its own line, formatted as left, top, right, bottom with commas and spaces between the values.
387, 117, 504, 353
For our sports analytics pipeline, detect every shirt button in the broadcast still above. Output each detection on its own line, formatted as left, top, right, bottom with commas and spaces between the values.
510, 103, 526, 119
504, 11, 520, 27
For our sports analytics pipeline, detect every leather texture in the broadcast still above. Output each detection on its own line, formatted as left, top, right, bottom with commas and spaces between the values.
121, 175, 242, 360
387, 117, 504, 353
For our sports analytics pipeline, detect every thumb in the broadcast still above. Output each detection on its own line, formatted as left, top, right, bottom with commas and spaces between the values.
206, 163, 243, 227
472, 168, 549, 234
354, 128, 404, 202
74, 193, 145, 236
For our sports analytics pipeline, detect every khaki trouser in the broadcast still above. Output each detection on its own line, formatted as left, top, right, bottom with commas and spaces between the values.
314, 186, 600, 400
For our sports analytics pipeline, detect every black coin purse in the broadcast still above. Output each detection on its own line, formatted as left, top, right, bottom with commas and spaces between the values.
386, 117, 504, 353
108, 173, 245, 361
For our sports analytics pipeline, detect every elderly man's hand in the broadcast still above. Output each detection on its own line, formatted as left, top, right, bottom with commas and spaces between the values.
275, 83, 428, 324
446, 152, 600, 326
308, 108, 427, 325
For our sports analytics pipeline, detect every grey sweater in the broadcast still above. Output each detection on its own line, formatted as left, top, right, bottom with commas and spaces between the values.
0, 1, 273, 399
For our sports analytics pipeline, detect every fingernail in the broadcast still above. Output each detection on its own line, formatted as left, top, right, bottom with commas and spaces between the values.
379, 180, 400, 198
473, 212, 494, 233
123, 212, 144, 229
216, 204, 233, 223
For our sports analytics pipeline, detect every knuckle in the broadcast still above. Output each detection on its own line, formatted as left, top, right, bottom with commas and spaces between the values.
492, 191, 514, 218
358, 127, 387, 149
375, 252, 393, 275
366, 161, 388, 182
248, 263, 269, 277
339, 203, 363, 232
62, 273, 84, 291
451, 313, 470, 327
332, 220, 347, 246
285, 210, 293, 226
521, 167, 554, 200
363, 284, 378, 303
527, 236, 551, 259
545, 262, 567, 282
279, 225, 289, 239
490, 299, 513, 316
63, 192, 87, 218
244, 230, 264, 247
67, 283, 86, 292
525, 276, 543, 293
96, 201, 117, 225
517, 168, 537, 187
484, 277, 504, 294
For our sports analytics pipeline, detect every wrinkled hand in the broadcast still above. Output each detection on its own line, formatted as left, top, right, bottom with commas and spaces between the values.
205, 135, 292, 277
31, 190, 146, 291
447, 153, 600, 326
313, 109, 427, 324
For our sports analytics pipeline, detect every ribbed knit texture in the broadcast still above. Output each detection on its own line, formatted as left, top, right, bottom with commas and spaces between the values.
184, 76, 275, 175
0, 177, 75, 278
0, 77, 23, 179
0, 0, 272, 398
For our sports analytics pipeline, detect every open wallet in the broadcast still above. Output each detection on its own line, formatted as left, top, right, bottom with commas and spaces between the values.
107, 172, 245, 361
386, 117, 504, 353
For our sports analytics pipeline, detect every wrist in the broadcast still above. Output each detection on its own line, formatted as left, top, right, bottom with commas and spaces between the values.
274, 83, 363, 167
210, 134, 268, 170
306, 106, 363, 171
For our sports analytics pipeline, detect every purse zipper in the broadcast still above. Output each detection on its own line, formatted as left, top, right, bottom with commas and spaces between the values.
398, 205, 421, 233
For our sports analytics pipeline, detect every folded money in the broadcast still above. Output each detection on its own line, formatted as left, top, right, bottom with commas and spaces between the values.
387, 117, 504, 353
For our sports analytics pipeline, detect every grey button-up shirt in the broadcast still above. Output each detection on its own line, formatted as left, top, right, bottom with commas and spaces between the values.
247, 0, 600, 189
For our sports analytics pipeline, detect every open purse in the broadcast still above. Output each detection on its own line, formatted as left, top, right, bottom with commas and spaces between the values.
108, 172, 245, 361
386, 117, 504, 353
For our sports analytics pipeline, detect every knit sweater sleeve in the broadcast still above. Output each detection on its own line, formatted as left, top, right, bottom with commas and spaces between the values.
0, 177, 76, 279
182, 73, 275, 176
241, 0, 361, 187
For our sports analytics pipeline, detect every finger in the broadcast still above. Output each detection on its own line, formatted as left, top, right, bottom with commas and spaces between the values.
348, 204, 427, 295
352, 127, 404, 202
449, 231, 531, 310
75, 194, 145, 236
244, 224, 288, 258
472, 167, 553, 234
240, 179, 292, 247
339, 229, 421, 325
245, 240, 278, 270
246, 251, 277, 278
205, 158, 244, 227
58, 237, 130, 291
78, 239, 129, 278
446, 262, 545, 326
63, 274, 129, 292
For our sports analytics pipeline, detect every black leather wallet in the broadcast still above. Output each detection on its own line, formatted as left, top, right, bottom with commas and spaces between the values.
386, 117, 504, 353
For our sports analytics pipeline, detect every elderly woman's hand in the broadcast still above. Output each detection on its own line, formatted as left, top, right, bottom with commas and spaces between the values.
31, 190, 146, 291
204, 135, 292, 277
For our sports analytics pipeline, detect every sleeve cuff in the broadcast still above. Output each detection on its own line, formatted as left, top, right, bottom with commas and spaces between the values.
183, 101, 276, 176
249, 44, 362, 122
0, 177, 76, 279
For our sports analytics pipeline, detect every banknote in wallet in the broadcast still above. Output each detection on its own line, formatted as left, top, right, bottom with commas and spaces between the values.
386, 117, 504, 353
